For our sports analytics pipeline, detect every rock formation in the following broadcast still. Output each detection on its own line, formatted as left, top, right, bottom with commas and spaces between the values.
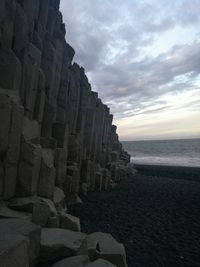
0, 0, 130, 203
0, 0, 132, 266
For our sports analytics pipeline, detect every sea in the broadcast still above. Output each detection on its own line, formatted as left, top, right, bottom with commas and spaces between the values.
122, 138, 200, 167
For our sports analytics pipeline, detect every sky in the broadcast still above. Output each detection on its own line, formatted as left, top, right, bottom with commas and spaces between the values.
60, 0, 200, 141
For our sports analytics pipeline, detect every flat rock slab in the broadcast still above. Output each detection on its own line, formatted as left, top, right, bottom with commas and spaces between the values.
86, 259, 117, 267
0, 219, 41, 267
0, 232, 29, 267
9, 196, 57, 227
60, 213, 81, 232
52, 255, 90, 267
40, 228, 86, 263
90, 232, 127, 267
9, 196, 39, 212
0, 202, 31, 220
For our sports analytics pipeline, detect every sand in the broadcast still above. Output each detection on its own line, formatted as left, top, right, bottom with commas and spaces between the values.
69, 165, 200, 267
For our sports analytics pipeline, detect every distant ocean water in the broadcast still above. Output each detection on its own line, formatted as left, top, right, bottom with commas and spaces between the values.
122, 138, 200, 167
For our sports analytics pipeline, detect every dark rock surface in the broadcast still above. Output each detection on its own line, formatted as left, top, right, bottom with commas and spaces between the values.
0, 0, 130, 204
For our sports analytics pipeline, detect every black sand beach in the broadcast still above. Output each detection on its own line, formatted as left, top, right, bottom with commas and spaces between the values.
69, 165, 200, 267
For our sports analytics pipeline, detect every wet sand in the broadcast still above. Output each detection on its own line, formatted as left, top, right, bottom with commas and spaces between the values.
69, 165, 200, 267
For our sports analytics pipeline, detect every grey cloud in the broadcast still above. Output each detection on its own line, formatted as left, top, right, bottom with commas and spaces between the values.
175, 0, 200, 25
60, 0, 200, 120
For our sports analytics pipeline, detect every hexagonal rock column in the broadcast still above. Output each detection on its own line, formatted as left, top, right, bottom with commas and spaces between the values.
0, 91, 24, 200
17, 118, 42, 197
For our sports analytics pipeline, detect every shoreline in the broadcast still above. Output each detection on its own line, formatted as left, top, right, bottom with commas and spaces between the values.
134, 164, 200, 181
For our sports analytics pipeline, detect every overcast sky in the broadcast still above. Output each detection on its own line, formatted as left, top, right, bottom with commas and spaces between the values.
60, 0, 200, 141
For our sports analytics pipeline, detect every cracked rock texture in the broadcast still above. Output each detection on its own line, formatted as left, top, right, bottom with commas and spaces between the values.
0, 1, 131, 266
0, 0, 130, 203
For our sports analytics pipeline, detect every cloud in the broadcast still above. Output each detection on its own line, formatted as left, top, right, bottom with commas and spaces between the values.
94, 40, 200, 118
60, 0, 200, 139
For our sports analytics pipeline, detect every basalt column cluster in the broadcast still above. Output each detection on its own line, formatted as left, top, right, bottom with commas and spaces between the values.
0, 0, 131, 209
0, 1, 132, 266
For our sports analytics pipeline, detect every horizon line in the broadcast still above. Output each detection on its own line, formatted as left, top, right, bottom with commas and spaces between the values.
120, 137, 200, 142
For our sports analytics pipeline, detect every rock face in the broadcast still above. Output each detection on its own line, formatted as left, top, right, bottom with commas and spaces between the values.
0, 1, 132, 267
0, 0, 131, 203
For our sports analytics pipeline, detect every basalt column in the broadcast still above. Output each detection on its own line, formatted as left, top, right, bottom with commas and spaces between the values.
0, 0, 131, 202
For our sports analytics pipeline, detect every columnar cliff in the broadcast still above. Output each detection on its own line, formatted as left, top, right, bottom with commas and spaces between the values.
0, 1, 132, 266
0, 0, 130, 203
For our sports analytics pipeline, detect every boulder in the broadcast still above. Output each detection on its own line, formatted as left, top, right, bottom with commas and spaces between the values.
0, 219, 41, 267
52, 255, 90, 267
32, 197, 57, 227
0, 232, 29, 267
0, 202, 31, 220
89, 233, 128, 267
32, 201, 50, 227
40, 228, 86, 263
86, 259, 117, 267
78, 236, 98, 261
9, 196, 38, 212
9, 196, 58, 227
60, 212, 81, 232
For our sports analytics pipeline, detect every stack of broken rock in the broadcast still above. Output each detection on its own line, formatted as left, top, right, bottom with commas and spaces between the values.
0, 217, 128, 267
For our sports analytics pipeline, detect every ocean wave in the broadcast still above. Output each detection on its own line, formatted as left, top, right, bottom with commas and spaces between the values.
131, 156, 200, 167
